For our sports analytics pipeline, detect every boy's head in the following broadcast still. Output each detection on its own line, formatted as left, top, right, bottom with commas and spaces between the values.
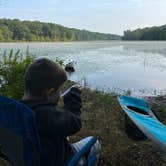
24, 58, 67, 102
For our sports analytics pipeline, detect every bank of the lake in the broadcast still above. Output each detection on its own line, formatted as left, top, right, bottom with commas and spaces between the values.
0, 45, 166, 165
63, 81, 166, 165
0, 80, 166, 165
71, 87, 166, 166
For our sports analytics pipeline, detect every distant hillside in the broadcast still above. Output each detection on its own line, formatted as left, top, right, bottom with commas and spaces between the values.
0, 18, 121, 42
123, 24, 166, 40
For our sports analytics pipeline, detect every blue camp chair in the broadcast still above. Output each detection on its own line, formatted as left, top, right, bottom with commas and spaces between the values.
67, 137, 97, 166
0, 95, 41, 166
0, 95, 97, 166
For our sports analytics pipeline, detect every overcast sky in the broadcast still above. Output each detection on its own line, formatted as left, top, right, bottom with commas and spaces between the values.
0, 0, 166, 35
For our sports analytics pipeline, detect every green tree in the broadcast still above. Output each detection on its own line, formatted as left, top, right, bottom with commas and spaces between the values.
0, 29, 4, 41
0, 26, 13, 41
0, 18, 121, 42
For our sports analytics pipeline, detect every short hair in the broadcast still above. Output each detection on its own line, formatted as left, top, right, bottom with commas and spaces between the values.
24, 58, 67, 97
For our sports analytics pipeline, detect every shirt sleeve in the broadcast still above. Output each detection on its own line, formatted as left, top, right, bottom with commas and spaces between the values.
47, 87, 82, 138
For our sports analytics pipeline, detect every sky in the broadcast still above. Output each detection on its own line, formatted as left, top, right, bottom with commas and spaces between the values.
0, 0, 166, 35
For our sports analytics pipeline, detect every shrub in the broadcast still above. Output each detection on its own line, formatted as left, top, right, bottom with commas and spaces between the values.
0, 49, 65, 100
0, 49, 35, 99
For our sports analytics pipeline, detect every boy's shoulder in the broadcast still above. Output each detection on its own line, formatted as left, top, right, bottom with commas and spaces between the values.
21, 99, 56, 112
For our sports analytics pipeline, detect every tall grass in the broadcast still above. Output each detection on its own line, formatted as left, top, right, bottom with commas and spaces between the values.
0, 48, 65, 99
0, 49, 35, 99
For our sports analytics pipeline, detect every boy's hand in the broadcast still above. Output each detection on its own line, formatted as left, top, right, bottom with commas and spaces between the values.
60, 84, 83, 98
72, 84, 83, 92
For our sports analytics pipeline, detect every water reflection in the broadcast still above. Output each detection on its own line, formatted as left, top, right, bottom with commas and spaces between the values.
122, 42, 166, 72
122, 41, 166, 57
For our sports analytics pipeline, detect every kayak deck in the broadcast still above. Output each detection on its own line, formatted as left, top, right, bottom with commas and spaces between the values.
118, 95, 166, 152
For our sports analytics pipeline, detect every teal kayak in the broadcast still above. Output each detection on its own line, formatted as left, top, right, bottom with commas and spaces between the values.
118, 95, 166, 151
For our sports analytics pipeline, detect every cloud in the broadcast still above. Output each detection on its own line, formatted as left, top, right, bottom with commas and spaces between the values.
0, 0, 166, 34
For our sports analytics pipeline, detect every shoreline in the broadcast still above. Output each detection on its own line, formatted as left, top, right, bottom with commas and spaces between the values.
0, 81, 166, 165
0, 40, 120, 43
1, 40, 166, 44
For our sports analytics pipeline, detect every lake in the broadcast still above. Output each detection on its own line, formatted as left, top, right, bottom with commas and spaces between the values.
0, 41, 166, 96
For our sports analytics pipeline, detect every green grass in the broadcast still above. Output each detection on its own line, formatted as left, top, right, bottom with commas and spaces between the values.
1, 84, 166, 166
0, 49, 166, 166
69, 87, 166, 166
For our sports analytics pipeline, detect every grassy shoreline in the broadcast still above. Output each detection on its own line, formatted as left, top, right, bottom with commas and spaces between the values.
63, 82, 166, 165
0, 82, 166, 165
0, 48, 165, 165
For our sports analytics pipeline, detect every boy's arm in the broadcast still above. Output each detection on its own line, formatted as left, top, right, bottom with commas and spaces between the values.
63, 87, 82, 116
48, 87, 82, 137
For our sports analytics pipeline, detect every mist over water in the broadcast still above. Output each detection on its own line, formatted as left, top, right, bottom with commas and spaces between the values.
0, 41, 166, 96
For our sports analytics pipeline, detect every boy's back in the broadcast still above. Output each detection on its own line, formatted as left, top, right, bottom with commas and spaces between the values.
22, 58, 82, 166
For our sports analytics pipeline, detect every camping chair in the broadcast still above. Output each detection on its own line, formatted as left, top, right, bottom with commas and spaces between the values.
67, 136, 97, 166
0, 95, 98, 166
0, 95, 41, 166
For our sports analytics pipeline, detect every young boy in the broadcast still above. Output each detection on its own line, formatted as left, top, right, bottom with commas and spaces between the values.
22, 58, 100, 166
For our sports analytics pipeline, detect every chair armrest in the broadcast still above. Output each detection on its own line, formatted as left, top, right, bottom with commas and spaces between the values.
67, 137, 97, 166
88, 155, 97, 166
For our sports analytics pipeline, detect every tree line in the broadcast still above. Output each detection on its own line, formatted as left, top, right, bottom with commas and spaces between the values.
0, 18, 121, 42
123, 25, 166, 40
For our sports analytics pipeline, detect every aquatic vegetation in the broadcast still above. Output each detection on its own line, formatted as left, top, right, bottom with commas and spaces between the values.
55, 57, 65, 66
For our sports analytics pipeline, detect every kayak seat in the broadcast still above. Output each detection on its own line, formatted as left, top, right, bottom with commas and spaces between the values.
126, 106, 149, 116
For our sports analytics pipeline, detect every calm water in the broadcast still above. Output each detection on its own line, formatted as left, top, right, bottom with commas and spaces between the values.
0, 41, 166, 96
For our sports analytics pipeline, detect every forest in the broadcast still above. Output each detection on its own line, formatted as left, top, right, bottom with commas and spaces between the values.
123, 24, 166, 40
0, 18, 121, 42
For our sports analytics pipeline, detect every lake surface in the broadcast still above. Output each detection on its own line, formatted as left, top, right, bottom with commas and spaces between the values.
0, 41, 166, 96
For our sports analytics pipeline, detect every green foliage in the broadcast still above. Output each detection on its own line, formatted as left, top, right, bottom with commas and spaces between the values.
0, 29, 3, 41
0, 25, 13, 41
0, 18, 121, 42
70, 87, 166, 165
123, 24, 166, 40
55, 57, 65, 66
0, 48, 65, 100
0, 49, 35, 99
